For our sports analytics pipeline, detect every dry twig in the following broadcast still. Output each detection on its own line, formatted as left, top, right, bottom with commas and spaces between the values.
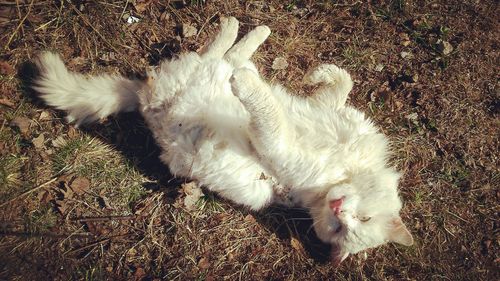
4, 0, 33, 50
0, 177, 58, 208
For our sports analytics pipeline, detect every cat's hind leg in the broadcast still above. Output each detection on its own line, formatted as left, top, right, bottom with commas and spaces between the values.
303, 64, 353, 109
207, 175, 275, 211
200, 17, 239, 60
194, 153, 276, 210
224, 25, 270, 68
230, 68, 319, 187
230, 68, 290, 155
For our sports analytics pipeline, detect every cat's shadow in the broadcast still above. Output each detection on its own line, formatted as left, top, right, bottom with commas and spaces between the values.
18, 58, 332, 265
252, 206, 332, 263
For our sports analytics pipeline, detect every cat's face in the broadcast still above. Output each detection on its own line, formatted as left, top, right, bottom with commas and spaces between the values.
309, 168, 413, 265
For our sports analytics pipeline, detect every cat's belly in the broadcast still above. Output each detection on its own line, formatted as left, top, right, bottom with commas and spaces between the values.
146, 57, 270, 181
161, 82, 256, 177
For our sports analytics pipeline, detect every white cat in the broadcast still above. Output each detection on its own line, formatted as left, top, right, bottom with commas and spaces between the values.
34, 17, 413, 264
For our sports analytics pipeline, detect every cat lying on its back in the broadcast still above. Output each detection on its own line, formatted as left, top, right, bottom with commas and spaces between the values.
34, 17, 413, 264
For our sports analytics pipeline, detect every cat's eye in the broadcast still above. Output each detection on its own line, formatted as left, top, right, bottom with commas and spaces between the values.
358, 216, 371, 222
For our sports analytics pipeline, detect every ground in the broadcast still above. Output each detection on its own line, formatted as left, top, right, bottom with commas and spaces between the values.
0, 0, 498, 280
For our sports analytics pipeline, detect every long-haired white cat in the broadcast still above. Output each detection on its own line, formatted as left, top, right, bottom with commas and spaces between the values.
34, 17, 413, 264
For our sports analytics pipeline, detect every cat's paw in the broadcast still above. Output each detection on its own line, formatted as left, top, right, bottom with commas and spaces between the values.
230, 68, 259, 99
219, 16, 239, 34
303, 64, 351, 86
273, 184, 297, 207
252, 25, 271, 42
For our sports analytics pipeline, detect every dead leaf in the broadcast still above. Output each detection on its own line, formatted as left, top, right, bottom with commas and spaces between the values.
395, 100, 404, 110
291, 237, 306, 255
10, 117, 32, 135
37, 190, 53, 204
100, 52, 117, 62
133, 0, 153, 13
399, 32, 411, 46
374, 64, 384, 72
291, 7, 309, 17
182, 23, 197, 38
159, 11, 170, 22
70, 177, 90, 195
437, 40, 453, 55
182, 182, 203, 211
134, 198, 155, 216
32, 134, 45, 149
55, 199, 69, 214
482, 239, 492, 250
134, 3, 147, 12
85, 221, 106, 235
244, 214, 256, 223
400, 51, 412, 59
51, 136, 67, 148
272, 57, 288, 70
0, 60, 14, 76
134, 267, 146, 280
406, 112, 419, 121
61, 182, 74, 200
39, 111, 51, 120
198, 257, 210, 269
67, 127, 78, 139
67, 56, 86, 68
213, 213, 230, 223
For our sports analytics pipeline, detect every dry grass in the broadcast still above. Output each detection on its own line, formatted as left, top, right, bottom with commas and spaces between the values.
0, 0, 498, 280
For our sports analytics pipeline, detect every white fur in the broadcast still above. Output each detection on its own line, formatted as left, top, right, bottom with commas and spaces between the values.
34, 52, 142, 126
34, 17, 412, 263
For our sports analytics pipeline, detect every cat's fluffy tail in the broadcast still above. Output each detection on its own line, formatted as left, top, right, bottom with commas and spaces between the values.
34, 52, 144, 126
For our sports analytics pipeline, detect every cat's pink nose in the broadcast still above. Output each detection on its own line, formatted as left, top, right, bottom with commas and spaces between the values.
329, 196, 345, 215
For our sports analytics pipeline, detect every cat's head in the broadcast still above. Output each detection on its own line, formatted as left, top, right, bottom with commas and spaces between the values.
309, 168, 413, 265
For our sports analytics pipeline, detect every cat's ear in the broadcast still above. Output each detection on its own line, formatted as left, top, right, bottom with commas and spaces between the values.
387, 217, 413, 246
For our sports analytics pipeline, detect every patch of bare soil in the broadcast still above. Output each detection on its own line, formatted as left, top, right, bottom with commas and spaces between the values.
0, 1, 498, 280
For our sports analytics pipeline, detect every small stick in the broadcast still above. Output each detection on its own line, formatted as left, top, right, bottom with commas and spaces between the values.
118, 0, 130, 22
445, 210, 470, 223
34, 18, 57, 32
0, 177, 58, 208
0, 231, 94, 239
195, 12, 219, 41
65, 233, 131, 255
4, 0, 34, 50
71, 215, 136, 222
65, 237, 110, 255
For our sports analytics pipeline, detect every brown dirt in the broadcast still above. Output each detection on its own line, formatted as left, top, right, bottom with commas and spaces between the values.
0, 1, 498, 280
